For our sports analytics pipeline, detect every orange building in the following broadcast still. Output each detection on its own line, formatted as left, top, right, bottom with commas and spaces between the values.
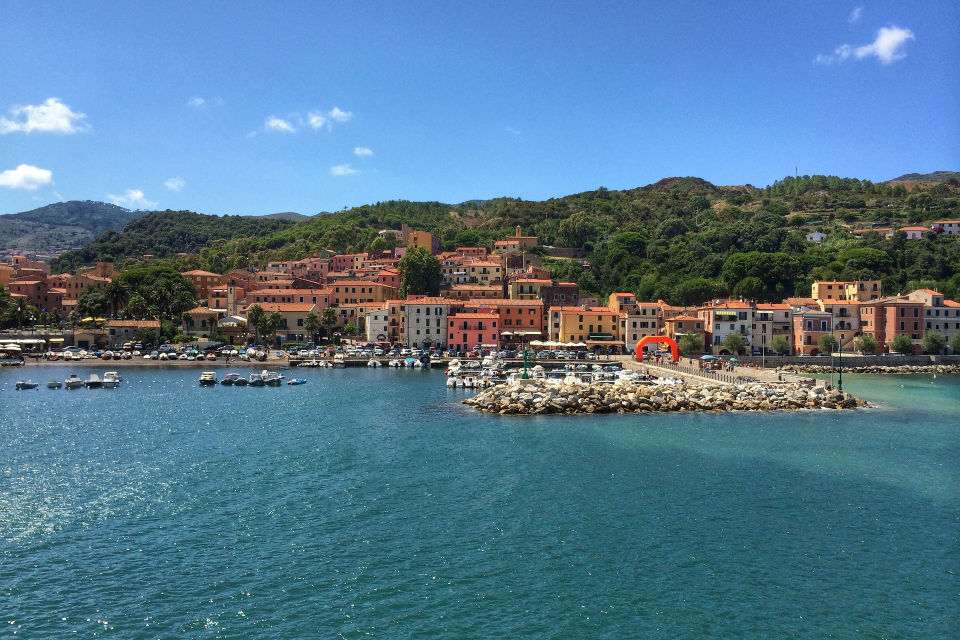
181, 270, 225, 300
447, 312, 499, 352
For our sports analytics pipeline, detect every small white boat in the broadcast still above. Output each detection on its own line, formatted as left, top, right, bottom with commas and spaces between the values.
367, 358, 382, 367
64, 375, 84, 389
102, 371, 121, 388
388, 358, 402, 367
332, 353, 345, 367
263, 370, 284, 386
248, 372, 265, 386
84, 374, 102, 389
15, 380, 39, 390
47, 379, 63, 389
199, 371, 218, 386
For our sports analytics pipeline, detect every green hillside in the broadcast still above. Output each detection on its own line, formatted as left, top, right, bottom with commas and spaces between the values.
49, 210, 296, 273
0, 200, 145, 253
49, 174, 960, 304
889, 171, 960, 184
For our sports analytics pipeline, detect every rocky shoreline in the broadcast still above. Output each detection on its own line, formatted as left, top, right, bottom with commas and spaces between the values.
463, 379, 867, 415
780, 363, 960, 375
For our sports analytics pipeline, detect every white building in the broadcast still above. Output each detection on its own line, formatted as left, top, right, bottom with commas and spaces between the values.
805, 231, 827, 243
365, 307, 390, 343
403, 297, 451, 349
932, 220, 960, 235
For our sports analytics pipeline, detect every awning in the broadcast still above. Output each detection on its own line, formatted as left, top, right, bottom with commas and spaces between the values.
48, 337, 65, 342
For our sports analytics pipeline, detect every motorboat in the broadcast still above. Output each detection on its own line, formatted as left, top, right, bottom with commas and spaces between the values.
64, 375, 84, 389
263, 371, 284, 386
221, 372, 242, 385
199, 371, 218, 386
84, 374, 102, 389
333, 353, 345, 367
287, 378, 307, 385
248, 372, 265, 387
206, 352, 217, 361
445, 358, 461, 376
15, 380, 39, 390
47, 379, 63, 389
430, 354, 444, 367
388, 358, 402, 367
102, 371, 121, 388
367, 358, 382, 367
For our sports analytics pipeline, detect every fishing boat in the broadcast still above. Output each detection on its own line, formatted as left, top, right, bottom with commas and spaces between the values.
248, 372, 265, 387
199, 371, 218, 386
221, 372, 242, 386
84, 374, 102, 389
287, 378, 307, 385
46, 379, 63, 389
102, 371, 121, 388
64, 374, 84, 389
15, 380, 39, 390
263, 371, 284, 386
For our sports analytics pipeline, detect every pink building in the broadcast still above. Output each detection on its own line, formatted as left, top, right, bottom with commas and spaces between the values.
447, 312, 499, 352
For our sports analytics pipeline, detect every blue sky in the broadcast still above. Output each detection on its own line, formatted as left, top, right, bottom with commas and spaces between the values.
1, 0, 957, 215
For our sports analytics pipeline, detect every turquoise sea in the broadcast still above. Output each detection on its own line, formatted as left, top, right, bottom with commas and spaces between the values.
1, 367, 957, 638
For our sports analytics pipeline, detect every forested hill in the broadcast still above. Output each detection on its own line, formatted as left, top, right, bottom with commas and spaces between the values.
49, 174, 960, 304
0, 200, 144, 252
49, 210, 295, 273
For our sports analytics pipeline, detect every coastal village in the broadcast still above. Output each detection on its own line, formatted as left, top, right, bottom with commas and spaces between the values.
2, 219, 960, 359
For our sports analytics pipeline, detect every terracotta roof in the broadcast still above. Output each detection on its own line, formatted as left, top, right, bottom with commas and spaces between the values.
246, 302, 316, 312
108, 320, 161, 328
181, 270, 221, 277
668, 314, 702, 322
186, 306, 216, 315
467, 298, 543, 306
755, 303, 791, 310
404, 297, 453, 305
944, 300, 960, 308
449, 312, 499, 319
332, 280, 386, 287
913, 289, 943, 296
899, 226, 929, 231
511, 278, 552, 284
933, 220, 960, 224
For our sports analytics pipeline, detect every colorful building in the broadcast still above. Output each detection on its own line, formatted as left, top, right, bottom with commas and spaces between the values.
447, 312, 499, 352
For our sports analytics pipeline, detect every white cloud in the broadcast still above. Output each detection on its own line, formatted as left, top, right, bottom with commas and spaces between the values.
187, 97, 205, 108
164, 176, 186, 192
328, 106, 353, 123
329, 164, 359, 176
849, 6, 863, 23
816, 25, 915, 65
107, 189, 157, 209
308, 112, 327, 130
0, 164, 53, 190
264, 116, 297, 133
0, 98, 88, 134
353, 146, 373, 156
506, 126, 522, 137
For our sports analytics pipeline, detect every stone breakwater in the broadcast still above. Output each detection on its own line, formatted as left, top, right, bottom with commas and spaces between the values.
781, 363, 960, 375
463, 379, 867, 415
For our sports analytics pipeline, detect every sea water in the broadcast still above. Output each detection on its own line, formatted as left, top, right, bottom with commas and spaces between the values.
0, 368, 957, 638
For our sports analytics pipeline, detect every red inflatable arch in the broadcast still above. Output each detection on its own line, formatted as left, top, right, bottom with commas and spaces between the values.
635, 336, 679, 362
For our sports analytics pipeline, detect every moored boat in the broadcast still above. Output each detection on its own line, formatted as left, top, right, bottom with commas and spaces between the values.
64, 375, 84, 389
287, 378, 307, 385
263, 371, 284, 386
102, 371, 121, 388
221, 372, 242, 385
248, 372, 265, 387
84, 374, 102, 389
15, 380, 39, 390
47, 379, 63, 389
199, 371, 218, 386
367, 358, 382, 367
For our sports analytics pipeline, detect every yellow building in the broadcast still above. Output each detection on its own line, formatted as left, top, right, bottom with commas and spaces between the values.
812, 279, 881, 302
407, 230, 438, 254
549, 306, 621, 351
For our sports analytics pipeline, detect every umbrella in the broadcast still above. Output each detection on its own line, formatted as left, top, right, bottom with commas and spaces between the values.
729, 357, 738, 362
95, 317, 107, 322
700, 354, 716, 360
81, 316, 95, 323
529, 340, 545, 347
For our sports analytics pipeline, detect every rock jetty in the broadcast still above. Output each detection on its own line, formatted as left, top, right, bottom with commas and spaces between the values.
463, 379, 867, 415
781, 363, 960, 375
